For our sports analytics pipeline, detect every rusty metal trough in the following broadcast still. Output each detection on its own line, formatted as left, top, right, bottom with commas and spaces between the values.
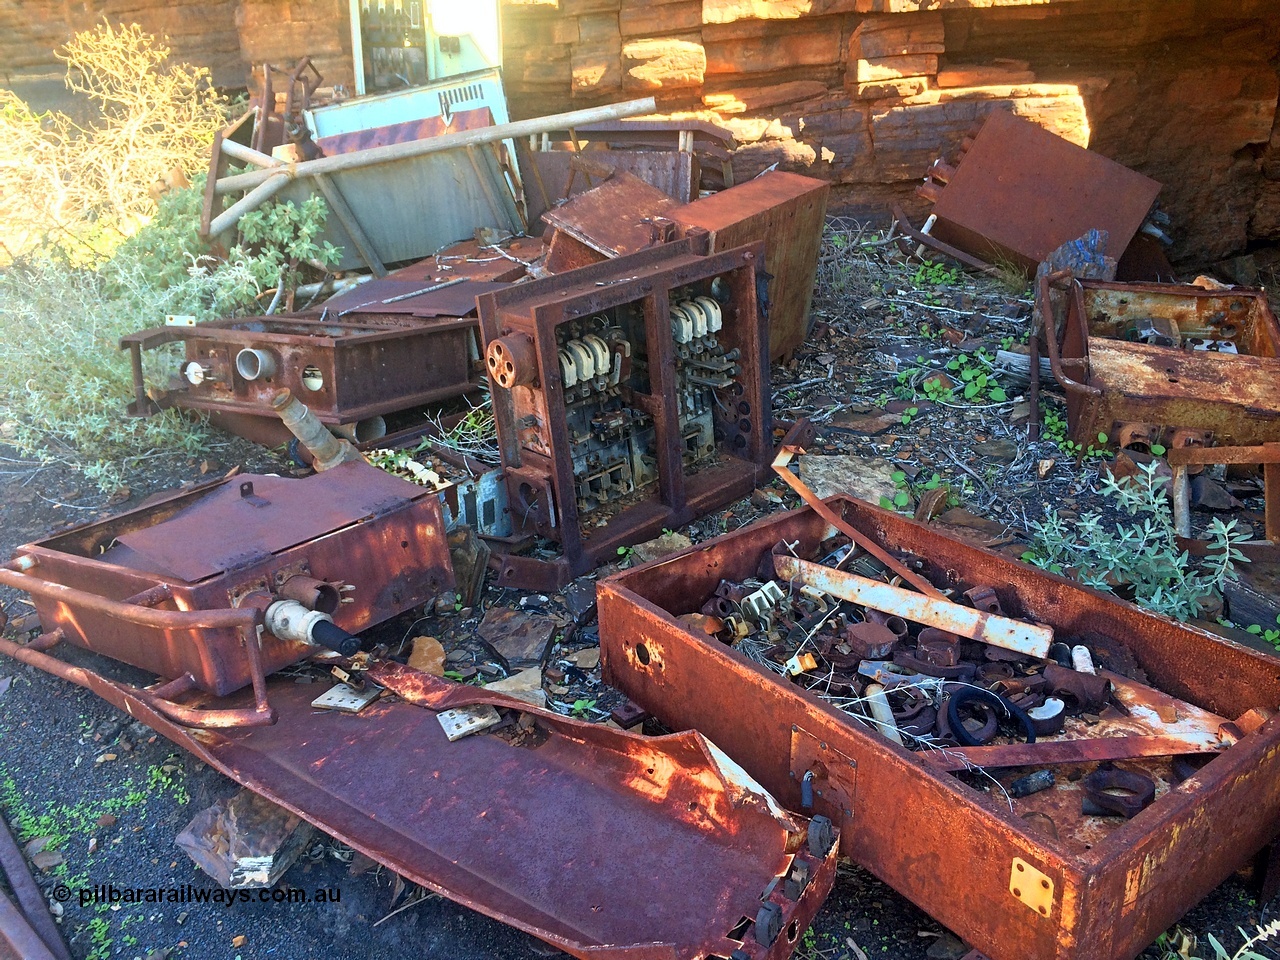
1043, 277, 1280, 450
597, 494, 1280, 960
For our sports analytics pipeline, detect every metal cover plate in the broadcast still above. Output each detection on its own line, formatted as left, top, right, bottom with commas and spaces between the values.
541, 172, 678, 257
113, 463, 421, 582
929, 110, 1162, 265
312, 683, 383, 713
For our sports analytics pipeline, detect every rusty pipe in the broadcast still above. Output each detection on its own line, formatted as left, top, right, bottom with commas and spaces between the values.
1037, 273, 1101, 398
234, 347, 278, 381
330, 416, 387, 444
0, 630, 276, 728
0, 892, 58, 960
0, 564, 259, 630
0, 815, 70, 960
277, 575, 341, 614
271, 389, 364, 472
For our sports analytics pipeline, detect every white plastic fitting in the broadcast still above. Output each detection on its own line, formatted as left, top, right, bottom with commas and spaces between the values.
1071, 645, 1097, 675
265, 599, 333, 644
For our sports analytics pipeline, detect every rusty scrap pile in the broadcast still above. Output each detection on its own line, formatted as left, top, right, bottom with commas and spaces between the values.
8, 83, 1280, 960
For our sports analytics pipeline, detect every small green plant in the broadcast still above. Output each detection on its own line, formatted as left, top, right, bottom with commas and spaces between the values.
1041, 406, 1108, 458
911, 261, 962, 287
944, 349, 1007, 402
878, 470, 959, 513
1244, 614, 1280, 651
1022, 461, 1250, 621
570, 698, 598, 718
899, 406, 920, 426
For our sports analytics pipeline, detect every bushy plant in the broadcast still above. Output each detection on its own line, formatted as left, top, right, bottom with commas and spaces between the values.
0, 23, 226, 261
1022, 461, 1249, 621
0, 26, 342, 490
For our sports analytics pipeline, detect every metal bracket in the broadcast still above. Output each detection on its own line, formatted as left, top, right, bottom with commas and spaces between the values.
1009, 857, 1054, 919
789, 725, 857, 822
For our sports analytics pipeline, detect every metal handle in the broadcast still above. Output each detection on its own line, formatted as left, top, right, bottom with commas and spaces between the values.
0, 565, 276, 728
1036, 272, 1101, 399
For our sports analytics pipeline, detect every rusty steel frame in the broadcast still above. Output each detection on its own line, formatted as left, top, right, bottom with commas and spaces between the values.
1166, 443, 1280, 543
597, 494, 1280, 960
120, 313, 477, 428
1041, 275, 1280, 449
0, 643, 839, 960
476, 238, 773, 590
3, 463, 454, 708
0, 813, 70, 960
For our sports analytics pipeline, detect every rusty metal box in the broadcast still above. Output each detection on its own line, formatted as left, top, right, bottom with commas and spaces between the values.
121, 313, 476, 445
1048, 278, 1280, 449
671, 171, 829, 361
598, 495, 1280, 960
11, 463, 454, 698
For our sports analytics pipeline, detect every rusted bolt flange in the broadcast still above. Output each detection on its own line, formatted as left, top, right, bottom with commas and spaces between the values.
486, 334, 537, 389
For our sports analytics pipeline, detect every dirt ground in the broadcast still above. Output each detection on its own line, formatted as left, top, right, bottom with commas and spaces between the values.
2, 226, 1279, 960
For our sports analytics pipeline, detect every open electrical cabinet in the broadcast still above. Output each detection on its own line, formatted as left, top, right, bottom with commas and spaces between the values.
477, 236, 773, 589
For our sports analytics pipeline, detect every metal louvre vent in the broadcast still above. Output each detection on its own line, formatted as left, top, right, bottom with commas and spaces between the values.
438, 82, 485, 116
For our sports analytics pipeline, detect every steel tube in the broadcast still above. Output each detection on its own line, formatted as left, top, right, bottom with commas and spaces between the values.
0, 815, 69, 960
773, 555, 1054, 658
0, 632, 276, 728
0, 891, 58, 960
0, 566, 259, 630
213, 98, 658, 197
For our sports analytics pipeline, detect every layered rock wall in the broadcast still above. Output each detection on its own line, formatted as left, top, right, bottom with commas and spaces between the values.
2, 0, 1277, 262
505, 0, 1280, 263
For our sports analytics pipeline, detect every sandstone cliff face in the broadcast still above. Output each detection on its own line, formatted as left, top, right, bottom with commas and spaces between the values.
2, 0, 1277, 263
504, 0, 1280, 265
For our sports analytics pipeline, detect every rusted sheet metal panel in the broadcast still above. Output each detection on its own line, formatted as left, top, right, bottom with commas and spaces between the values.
541, 172, 679, 258
670, 172, 829, 361
476, 238, 772, 588
9, 463, 454, 697
1050, 279, 1280, 448
313, 105, 493, 157
0, 643, 838, 960
926, 110, 1161, 271
391, 237, 543, 284
320, 278, 510, 317
0, 892, 59, 960
121, 314, 475, 428
597, 495, 1280, 960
